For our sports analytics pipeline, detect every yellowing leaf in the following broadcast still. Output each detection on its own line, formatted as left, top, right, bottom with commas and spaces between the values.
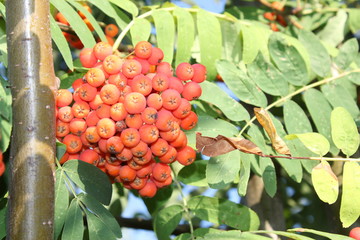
254, 108, 290, 155
311, 161, 339, 204
286, 133, 330, 156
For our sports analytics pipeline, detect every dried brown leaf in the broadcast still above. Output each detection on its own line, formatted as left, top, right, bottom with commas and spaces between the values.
254, 107, 291, 155
196, 132, 263, 157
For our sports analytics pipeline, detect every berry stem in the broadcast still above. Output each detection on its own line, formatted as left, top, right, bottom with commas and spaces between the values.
172, 167, 195, 240
238, 68, 360, 137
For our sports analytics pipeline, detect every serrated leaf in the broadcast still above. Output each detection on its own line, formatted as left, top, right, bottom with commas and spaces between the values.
322, 84, 359, 119
331, 107, 360, 156
286, 133, 330, 156
178, 160, 208, 187
340, 161, 360, 227
152, 9, 175, 63
50, 16, 73, 70
54, 169, 69, 240
199, 231, 272, 240
334, 38, 359, 70
283, 101, 318, 172
62, 199, 84, 240
143, 186, 173, 216
154, 205, 184, 240
290, 228, 355, 240
303, 88, 338, 155
298, 30, 331, 77
311, 160, 339, 204
51, 0, 96, 48
221, 20, 241, 62
349, 9, 360, 34
198, 81, 250, 121
216, 59, 267, 107
237, 152, 251, 196
68, 1, 107, 42
78, 194, 122, 238
173, 7, 195, 67
317, 10, 348, 47
197, 9, 222, 80
88, 0, 130, 32
247, 52, 288, 96
63, 160, 112, 205
0, 198, 7, 240
206, 151, 240, 189
84, 208, 118, 240
268, 33, 308, 86
130, 18, 151, 46
108, 0, 138, 17
186, 115, 239, 148
188, 196, 260, 231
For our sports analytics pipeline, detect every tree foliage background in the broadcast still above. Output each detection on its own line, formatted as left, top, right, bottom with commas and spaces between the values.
0, 0, 360, 239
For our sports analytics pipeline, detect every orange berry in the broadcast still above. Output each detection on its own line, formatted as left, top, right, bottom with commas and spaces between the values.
105, 24, 119, 38
116, 147, 133, 162
56, 120, 70, 138
152, 163, 171, 182
84, 126, 101, 143
106, 136, 124, 154
131, 141, 148, 158
134, 41, 152, 59
96, 118, 116, 139
124, 92, 146, 114
172, 98, 191, 119
169, 130, 187, 149
122, 59, 142, 78
78, 5, 92, 19
86, 111, 100, 126
150, 138, 169, 157
176, 146, 196, 166
129, 177, 147, 190
180, 111, 198, 130
168, 76, 184, 94
120, 128, 141, 148
139, 124, 159, 144
83, 18, 94, 32
125, 113, 143, 129
93, 42, 113, 61
89, 93, 104, 110
159, 145, 177, 164
100, 84, 121, 105
79, 149, 99, 165
78, 83, 97, 102
191, 63, 207, 83
56, 89, 73, 107
182, 81, 202, 101
152, 73, 169, 92
63, 134, 83, 154
85, 68, 106, 87
69, 118, 87, 136
147, 47, 164, 65
146, 93, 163, 110
103, 55, 123, 75
161, 89, 182, 110
56, 12, 69, 25
156, 62, 173, 77
139, 180, 157, 197
176, 62, 194, 80
58, 106, 74, 123
141, 107, 157, 124
130, 74, 152, 96
133, 148, 152, 165
108, 73, 128, 89
72, 101, 90, 118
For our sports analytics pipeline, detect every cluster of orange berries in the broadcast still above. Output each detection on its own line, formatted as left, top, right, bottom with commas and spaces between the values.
263, 1, 287, 31
55, 4, 119, 49
55, 41, 206, 197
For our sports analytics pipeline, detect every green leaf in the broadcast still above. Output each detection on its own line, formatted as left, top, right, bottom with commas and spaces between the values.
197, 9, 222, 80
303, 88, 338, 155
0, 198, 7, 240
78, 194, 122, 238
317, 10, 348, 47
260, 157, 277, 197
322, 84, 359, 119
340, 162, 360, 227
216, 59, 267, 107
173, 7, 195, 67
84, 208, 118, 240
50, 16, 73, 70
0, 76, 11, 120
220, 21, 241, 62
186, 115, 239, 148
62, 199, 84, 240
0, 2, 6, 19
349, 9, 360, 34
108, 0, 138, 17
54, 169, 69, 240
206, 151, 240, 189
237, 152, 251, 196
253, 230, 313, 240
63, 160, 112, 205
178, 160, 208, 187
68, 0, 107, 42
311, 160, 339, 204
298, 30, 331, 77
198, 81, 250, 121
290, 228, 356, 240
345, 71, 360, 85
241, 24, 263, 64
50, 0, 96, 48
154, 205, 184, 240
56, 141, 67, 161
174, 233, 192, 240
283, 101, 318, 172
59, 72, 85, 90
199, 231, 272, 240
334, 38, 359, 70
130, 18, 152, 46
247, 52, 289, 96
88, 0, 130, 32
152, 9, 175, 63
331, 107, 360, 156
286, 133, 330, 156
268, 33, 308, 86
143, 186, 173, 216
188, 196, 260, 231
